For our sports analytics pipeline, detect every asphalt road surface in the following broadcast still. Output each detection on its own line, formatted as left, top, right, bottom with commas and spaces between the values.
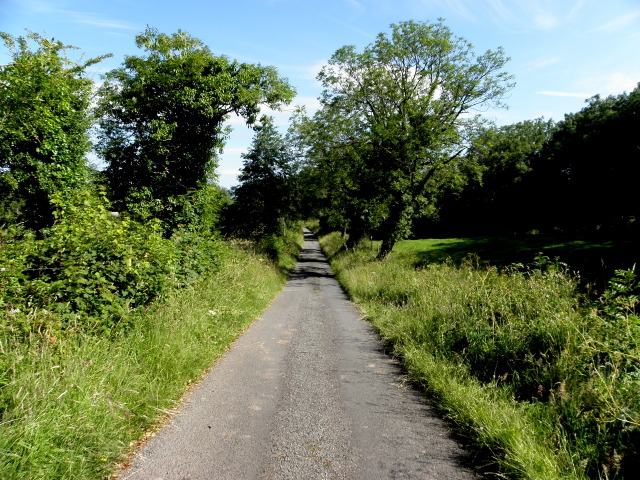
119, 229, 480, 480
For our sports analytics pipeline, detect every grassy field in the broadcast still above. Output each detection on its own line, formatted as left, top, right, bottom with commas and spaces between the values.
392, 235, 637, 294
321, 232, 639, 480
0, 229, 302, 480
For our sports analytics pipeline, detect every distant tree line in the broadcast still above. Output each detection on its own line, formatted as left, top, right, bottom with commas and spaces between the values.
419, 88, 640, 238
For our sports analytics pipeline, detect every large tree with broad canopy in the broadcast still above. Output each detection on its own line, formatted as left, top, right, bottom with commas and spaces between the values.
316, 19, 514, 258
96, 27, 295, 232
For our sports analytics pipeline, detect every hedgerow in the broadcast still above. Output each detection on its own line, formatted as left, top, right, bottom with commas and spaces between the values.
0, 187, 223, 337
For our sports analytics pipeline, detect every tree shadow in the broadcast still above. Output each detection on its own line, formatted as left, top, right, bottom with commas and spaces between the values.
409, 235, 637, 294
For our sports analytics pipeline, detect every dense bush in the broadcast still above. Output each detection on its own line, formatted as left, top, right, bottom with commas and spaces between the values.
0, 187, 225, 336
0, 31, 108, 230
255, 220, 304, 274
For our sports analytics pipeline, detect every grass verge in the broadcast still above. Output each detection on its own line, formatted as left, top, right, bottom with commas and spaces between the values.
320, 232, 639, 480
0, 231, 301, 479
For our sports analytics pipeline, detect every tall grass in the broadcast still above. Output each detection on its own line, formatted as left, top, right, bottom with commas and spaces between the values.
0, 233, 298, 479
321, 232, 639, 480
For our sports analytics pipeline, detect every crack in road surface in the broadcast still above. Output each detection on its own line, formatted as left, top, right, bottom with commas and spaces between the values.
119, 229, 480, 479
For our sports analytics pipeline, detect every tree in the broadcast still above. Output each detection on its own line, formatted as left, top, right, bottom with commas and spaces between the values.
96, 27, 295, 233
534, 85, 640, 235
0, 31, 108, 229
430, 118, 556, 236
290, 105, 387, 244
227, 117, 298, 237
317, 20, 514, 258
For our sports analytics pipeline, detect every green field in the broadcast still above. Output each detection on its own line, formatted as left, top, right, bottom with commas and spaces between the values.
391, 235, 637, 293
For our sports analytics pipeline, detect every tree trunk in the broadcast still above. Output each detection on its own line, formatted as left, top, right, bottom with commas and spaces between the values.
377, 236, 396, 260
376, 201, 413, 260
346, 215, 368, 249
346, 228, 367, 249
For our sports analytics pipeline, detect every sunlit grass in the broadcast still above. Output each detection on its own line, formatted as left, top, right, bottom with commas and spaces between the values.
322, 232, 638, 480
0, 234, 297, 479
393, 235, 637, 294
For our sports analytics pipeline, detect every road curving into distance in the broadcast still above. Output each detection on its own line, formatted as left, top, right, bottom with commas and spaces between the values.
119, 229, 480, 479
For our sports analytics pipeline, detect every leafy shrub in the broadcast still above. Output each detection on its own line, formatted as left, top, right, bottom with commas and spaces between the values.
561, 268, 640, 478
119, 184, 231, 238
318, 231, 347, 258
0, 187, 223, 336
171, 230, 222, 284
257, 221, 303, 273
304, 218, 320, 234
0, 225, 37, 310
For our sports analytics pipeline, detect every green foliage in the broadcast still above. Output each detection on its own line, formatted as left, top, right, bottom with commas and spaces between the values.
97, 27, 295, 234
256, 221, 304, 274
0, 186, 230, 336
325, 237, 640, 479
309, 20, 514, 258
600, 267, 639, 321
0, 31, 109, 229
1, 189, 177, 334
226, 118, 300, 237
0, 225, 38, 309
290, 105, 389, 244
534, 85, 640, 235
424, 118, 556, 236
426, 85, 640, 238
550, 267, 639, 479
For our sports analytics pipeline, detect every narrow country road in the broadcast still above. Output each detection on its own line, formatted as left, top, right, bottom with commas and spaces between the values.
119, 229, 480, 479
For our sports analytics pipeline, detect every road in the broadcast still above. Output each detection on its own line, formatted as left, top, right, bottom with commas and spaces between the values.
119, 229, 480, 479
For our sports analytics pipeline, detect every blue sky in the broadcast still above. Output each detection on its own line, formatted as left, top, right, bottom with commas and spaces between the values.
2, 0, 639, 188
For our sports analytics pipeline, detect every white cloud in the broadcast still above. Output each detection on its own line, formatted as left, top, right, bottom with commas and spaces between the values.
216, 170, 241, 189
291, 95, 322, 115
532, 11, 558, 30
533, 56, 562, 69
9, 0, 136, 30
69, 13, 136, 30
224, 147, 248, 155
578, 72, 640, 97
475, 0, 590, 31
302, 60, 327, 81
217, 148, 245, 189
515, 0, 561, 30
8, 0, 53, 14
593, 10, 640, 32
486, 0, 521, 28
567, 0, 588, 20
219, 168, 242, 176
345, 0, 366, 11
226, 113, 247, 126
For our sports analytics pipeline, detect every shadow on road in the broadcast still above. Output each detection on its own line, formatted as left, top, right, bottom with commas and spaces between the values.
287, 230, 336, 284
